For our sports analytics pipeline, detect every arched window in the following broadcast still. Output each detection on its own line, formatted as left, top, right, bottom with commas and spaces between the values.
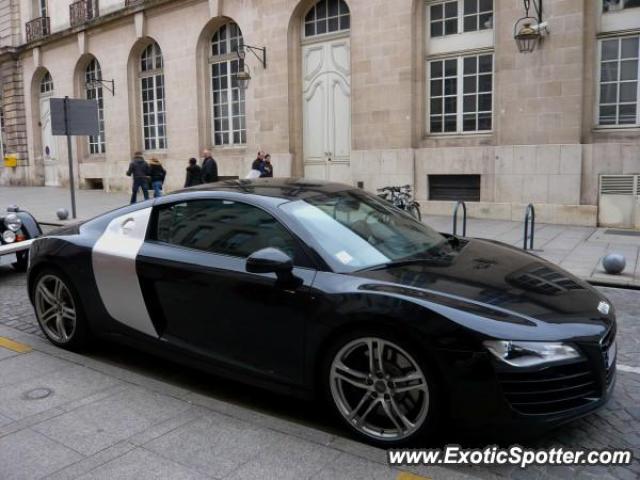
304, 0, 350, 38
85, 59, 105, 154
210, 22, 245, 146
139, 42, 167, 150
40, 71, 54, 94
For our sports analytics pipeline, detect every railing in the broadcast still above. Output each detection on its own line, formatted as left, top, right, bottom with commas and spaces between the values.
452, 200, 467, 237
70, 0, 98, 27
25, 16, 50, 42
523, 203, 535, 251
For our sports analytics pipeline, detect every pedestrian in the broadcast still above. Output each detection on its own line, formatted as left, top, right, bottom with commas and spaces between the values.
262, 153, 273, 178
247, 150, 265, 179
184, 157, 203, 187
201, 149, 219, 183
126, 151, 150, 204
149, 157, 166, 198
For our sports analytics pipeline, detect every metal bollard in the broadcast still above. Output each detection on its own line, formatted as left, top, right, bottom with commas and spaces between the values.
453, 200, 467, 237
523, 203, 535, 251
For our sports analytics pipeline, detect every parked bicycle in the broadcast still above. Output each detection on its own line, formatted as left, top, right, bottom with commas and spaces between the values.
377, 185, 422, 221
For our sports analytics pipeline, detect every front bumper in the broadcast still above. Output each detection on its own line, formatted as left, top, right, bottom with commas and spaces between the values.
436, 328, 616, 437
0, 238, 34, 256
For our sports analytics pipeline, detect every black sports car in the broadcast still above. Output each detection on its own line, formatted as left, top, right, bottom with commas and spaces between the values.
1, 205, 42, 271
27, 178, 616, 446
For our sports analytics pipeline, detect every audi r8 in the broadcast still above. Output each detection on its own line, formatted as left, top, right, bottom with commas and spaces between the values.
27, 178, 616, 446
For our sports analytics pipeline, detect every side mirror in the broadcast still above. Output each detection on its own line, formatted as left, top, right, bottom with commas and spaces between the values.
246, 247, 293, 275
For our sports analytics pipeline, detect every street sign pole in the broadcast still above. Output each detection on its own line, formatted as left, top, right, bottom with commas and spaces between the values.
50, 97, 98, 220
63, 96, 77, 219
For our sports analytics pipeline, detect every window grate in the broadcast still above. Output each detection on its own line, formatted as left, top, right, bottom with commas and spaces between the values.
599, 175, 636, 195
428, 174, 481, 201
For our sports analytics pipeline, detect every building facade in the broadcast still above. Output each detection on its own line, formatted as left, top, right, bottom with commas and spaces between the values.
0, 0, 639, 227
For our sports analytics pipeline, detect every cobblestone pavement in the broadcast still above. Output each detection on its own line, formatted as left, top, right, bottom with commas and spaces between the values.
0, 263, 638, 479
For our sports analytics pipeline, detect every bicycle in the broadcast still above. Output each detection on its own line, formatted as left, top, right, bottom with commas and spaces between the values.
377, 184, 422, 221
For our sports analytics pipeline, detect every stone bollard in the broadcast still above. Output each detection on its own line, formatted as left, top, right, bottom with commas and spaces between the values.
56, 208, 69, 221
602, 253, 626, 275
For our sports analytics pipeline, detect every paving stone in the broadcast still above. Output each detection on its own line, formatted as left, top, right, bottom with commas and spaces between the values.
144, 412, 281, 478
0, 428, 83, 480
0, 364, 123, 421
32, 386, 192, 456
225, 435, 340, 480
74, 447, 210, 480
310, 452, 401, 480
0, 351, 70, 388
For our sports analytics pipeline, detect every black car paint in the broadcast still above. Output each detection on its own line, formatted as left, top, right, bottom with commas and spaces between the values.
27, 179, 615, 434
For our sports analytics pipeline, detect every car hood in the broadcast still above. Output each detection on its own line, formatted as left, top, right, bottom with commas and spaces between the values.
352, 238, 613, 338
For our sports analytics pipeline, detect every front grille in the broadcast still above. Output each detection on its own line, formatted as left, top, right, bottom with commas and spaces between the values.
498, 361, 599, 415
601, 324, 616, 387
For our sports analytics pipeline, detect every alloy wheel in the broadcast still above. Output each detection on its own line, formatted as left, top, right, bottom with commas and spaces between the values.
329, 337, 430, 441
34, 274, 77, 343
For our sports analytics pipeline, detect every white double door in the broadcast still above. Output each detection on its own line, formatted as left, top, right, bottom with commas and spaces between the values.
302, 37, 351, 183
40, 96, 59, 186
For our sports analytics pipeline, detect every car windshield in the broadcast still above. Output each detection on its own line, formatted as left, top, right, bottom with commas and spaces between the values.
280, 189, 447, 272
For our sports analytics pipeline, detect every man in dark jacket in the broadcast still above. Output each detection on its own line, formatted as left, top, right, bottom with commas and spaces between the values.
184, 158, 203, 187
201, 149, 218, 183
126, 152, 150, 204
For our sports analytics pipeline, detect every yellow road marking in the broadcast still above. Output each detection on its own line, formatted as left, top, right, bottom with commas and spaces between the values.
397, 473, 431, 480
0, 337, 32, 353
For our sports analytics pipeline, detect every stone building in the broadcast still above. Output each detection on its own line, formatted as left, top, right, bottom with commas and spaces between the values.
0, 0, 639, 227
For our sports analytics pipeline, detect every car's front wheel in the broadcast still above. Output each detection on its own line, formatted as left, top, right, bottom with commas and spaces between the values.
33, 270, 89, 350
324, 331, 438, 446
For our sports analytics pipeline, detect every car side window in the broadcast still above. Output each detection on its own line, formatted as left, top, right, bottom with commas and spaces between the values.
154, 199, 312, 267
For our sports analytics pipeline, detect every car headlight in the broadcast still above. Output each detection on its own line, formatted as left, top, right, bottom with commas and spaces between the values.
2, 230, 16, 243
483, 340, 582, 367
4, 213, 22, 232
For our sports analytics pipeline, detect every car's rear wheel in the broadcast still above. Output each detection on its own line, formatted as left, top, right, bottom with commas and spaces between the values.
33, 270, 89, 350
324, 331, 438, 446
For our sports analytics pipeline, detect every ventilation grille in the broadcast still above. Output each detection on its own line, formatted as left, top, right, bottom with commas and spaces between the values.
599, 175, 637, 196
498, 361, 599, 416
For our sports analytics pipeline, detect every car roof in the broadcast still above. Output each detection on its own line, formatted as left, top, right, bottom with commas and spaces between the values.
173, 177, 357, 200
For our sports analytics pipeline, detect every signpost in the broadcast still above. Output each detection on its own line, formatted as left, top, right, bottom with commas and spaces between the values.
50, 97, 99, 219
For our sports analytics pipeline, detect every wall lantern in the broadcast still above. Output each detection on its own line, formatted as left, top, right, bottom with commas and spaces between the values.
235, 65, 252, 90
85, 78, 115, 96
236, 43, 267, 69
514, 0, 548, 53
234, 43, 266, 89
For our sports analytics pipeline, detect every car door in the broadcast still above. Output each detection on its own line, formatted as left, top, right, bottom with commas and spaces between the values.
136, 196, 318, 386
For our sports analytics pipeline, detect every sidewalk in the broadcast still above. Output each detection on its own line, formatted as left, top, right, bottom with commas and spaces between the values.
1, 186, 639, 286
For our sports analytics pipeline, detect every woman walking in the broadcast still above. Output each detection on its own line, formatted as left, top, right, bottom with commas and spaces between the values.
149, 158, 166, 198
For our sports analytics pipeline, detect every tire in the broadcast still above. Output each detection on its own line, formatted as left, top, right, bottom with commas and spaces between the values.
12, 251, 28, 272
322, 328, 439, 447
31, 268, 90, 351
